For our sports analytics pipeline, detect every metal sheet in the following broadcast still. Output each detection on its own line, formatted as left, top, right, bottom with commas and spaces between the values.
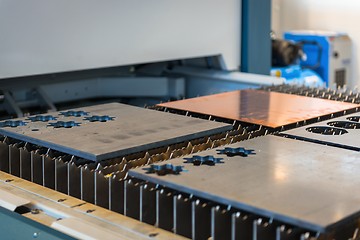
157, 90, 358, 128
281, 112, 360, 151
0, 103, 231, 161
129, 135, 360, 232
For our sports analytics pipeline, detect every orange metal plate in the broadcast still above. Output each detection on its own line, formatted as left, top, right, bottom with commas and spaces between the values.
157, 89, 359, 128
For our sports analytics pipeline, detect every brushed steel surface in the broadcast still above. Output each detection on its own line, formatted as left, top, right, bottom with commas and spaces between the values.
129, 135, 360, 232
281, 112, 360, 150
0, 103, 232, 161
157, 90, 358, 128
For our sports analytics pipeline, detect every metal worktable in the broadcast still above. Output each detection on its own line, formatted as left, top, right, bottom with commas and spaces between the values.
129, 135, 360, 233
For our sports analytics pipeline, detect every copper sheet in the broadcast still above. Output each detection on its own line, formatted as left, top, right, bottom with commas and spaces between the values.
157, 89, 359, 128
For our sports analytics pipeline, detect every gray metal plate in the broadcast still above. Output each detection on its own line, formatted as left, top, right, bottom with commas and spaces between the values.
0, 103, 232, 161
129, 135, 360, 232
282, 112, 360, 150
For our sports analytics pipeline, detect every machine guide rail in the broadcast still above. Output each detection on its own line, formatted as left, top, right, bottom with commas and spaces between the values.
0, 171, 183, 240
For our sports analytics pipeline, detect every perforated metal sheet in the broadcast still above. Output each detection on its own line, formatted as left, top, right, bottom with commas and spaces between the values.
157, 90, 358, 128
129, 135, 360, 232
0, 103, 232, 161
281, 112, 360, 151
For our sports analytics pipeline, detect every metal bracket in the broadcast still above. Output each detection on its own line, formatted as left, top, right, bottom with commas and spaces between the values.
3, 91, 23, 117
36, 87, 57, 113
2, 88, 57, 117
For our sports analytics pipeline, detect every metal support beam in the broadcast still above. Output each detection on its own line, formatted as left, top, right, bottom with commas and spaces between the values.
3, 91, 23, 118
167, 66, 283, 98
0, 77, 185, 115
241, 0, 272, 75
36, 87, 57, 113
39, 77, 185, 104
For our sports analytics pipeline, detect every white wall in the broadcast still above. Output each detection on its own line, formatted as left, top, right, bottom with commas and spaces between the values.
272, 0, 360, 88
0, 0, 241, 79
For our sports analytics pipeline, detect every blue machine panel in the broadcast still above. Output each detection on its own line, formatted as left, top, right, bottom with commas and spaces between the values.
285, 31, 352, 87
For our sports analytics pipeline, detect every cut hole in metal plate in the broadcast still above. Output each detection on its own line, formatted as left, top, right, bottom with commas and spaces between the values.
306, 126, 348, 135
327, 121, 360, 129
281, 112, 360, 152
347, 116, 360, 122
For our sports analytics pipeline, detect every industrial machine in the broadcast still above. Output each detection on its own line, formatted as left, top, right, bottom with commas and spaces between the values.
284, 30, 352, 88
271, 37, 325, 87
0, 1, 359, 240
0, 0, 278, 119
1, 87, 360, 240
